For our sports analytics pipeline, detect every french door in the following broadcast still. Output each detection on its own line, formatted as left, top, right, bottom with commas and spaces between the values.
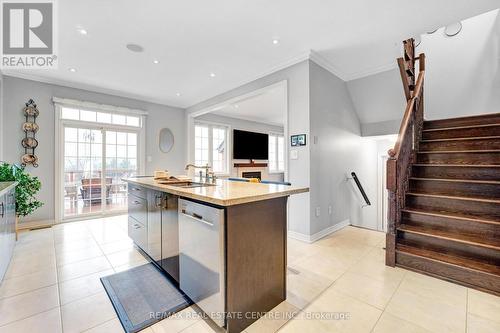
62, 125, 139, 220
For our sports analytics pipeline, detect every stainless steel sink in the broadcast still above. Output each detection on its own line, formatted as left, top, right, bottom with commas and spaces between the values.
169, 182, 216, 188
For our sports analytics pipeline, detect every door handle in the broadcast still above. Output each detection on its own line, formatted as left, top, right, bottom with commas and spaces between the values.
180, 210, 214, 226
132, 200, 141, 205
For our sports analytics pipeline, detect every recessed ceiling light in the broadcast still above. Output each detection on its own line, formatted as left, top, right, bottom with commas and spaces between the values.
77, 27, 87, 35
272, 39, 279, 45
126, 43, 144, 53
234, 104, 239, 108
68, 68, 77, 73
153, 59, 159, 64
176, 92, 181, 97
209, 72, 216, 78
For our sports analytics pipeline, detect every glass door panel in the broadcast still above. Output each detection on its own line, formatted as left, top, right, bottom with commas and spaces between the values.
63, 126, 139, 219
63, 127, 103, 218
104, 131, 138, 213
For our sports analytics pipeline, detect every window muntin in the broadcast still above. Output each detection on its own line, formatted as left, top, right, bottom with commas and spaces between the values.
61, 107, 141, 127
194, 123, 228, 174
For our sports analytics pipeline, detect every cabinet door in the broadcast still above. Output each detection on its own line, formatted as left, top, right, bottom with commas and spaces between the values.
0, 194, 7, 281
6, 189, 16, 255
146, 190, 162, 262
161, 194, 179, 282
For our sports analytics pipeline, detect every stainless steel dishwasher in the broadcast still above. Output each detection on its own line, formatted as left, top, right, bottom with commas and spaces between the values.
178, 199, 225, 327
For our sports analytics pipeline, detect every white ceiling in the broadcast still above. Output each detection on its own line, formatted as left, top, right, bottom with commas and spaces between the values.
3, 0, 499, 108
211, 85, 286, 126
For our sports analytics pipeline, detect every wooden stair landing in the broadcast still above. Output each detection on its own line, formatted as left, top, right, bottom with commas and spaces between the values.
393, 112, 500, 296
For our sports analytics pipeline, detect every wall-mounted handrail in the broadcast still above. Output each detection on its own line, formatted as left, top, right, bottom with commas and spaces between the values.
350, 172, 371, 206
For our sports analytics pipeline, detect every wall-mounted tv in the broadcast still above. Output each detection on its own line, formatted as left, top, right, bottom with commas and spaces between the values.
233, 129, 268, 160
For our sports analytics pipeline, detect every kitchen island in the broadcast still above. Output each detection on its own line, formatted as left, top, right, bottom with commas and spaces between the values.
123, 176, 308, 333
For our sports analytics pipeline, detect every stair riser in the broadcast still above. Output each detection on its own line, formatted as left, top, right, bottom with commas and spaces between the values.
412, 165, 500, 180
397, 231, 500, 265
409, 179, 499, 199
422, 125, 500, 140
417, 152, 500, 165
406, 195, 500, 221
402, 211, 500, 243
423, 113, 500, 129
396, 252, 500, 295
420, 138, 500, 151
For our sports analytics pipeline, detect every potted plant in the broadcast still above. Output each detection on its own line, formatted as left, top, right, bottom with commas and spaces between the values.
0, 162, 43, 239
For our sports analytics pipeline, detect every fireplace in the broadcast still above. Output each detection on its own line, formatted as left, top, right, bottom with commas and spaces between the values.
242, 171, 262, 181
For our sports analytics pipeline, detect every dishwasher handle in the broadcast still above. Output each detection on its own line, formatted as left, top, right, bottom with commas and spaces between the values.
180, 210, 214, 226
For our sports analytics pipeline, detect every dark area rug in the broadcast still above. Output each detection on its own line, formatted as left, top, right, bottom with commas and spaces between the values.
101, 263, 192, 333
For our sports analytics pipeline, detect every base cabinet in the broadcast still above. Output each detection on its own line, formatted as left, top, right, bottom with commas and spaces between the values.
127, 185, 179, 283
0, 186, 16, 282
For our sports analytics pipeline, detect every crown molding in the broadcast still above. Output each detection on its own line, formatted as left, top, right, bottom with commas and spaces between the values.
345, 61, 397, 81
308, 50, 349, 81
1, 70, 184, 108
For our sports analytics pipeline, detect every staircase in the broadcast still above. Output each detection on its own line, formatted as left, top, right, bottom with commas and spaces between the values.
396, 113, 500, 295
386, 39, 500, 296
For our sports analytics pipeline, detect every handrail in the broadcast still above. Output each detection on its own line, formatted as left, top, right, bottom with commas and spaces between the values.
350, 172, 371, 206
385, 38, 426, 267
389, 65, 425, 160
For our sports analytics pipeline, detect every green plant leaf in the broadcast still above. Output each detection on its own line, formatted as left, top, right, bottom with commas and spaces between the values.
0, 163, 43, 216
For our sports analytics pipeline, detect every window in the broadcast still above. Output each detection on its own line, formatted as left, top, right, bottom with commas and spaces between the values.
269, 133, 285, 173
194, 123, 228, 174
60, 107, 141, 127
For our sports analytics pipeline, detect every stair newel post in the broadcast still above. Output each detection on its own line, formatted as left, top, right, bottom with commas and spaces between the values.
386, 152, 397, 267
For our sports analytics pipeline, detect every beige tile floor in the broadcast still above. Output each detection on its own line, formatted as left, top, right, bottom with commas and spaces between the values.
0, 215, 499, 333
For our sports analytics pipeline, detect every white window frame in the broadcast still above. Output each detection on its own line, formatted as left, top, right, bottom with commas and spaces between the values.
268, 132, 285, 174
53, 97, 147, 223
194, 121, 230, 176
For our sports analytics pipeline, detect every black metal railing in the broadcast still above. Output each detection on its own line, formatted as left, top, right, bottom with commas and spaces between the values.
350, 172, 371, 206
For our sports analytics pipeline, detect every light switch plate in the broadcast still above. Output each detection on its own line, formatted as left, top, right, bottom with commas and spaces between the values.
315, 207, 321, 217
290, 150, 298, 159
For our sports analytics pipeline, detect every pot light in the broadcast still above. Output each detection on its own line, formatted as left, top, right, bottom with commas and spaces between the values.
272, 39, 279, 45
234, 104, 239, 108
68, 68, 77, 73
126, 43, 144, 53
77, 28, 88, 35
209, 72, 216, 78
176, 92, 181, 97
153, 59, 159, 64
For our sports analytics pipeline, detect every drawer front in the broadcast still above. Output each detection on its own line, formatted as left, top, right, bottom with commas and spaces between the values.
128, 184, 147, 200
128, 216, 147, 250
128, 195, 147, 224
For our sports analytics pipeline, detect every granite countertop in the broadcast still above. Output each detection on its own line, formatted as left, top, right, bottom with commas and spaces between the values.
0, 182, 17, 196
123, 177, 309, 206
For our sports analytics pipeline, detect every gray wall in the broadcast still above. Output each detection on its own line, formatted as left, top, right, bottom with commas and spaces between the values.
2, 76, 186, 223
195, 113, 284, 181
308, 61, 364, 235
0, 73, 4, 161
187, 60, 310, 235
347, 68, 405, 134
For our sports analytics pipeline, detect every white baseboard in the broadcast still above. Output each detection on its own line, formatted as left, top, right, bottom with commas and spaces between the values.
288, 219, 350, 243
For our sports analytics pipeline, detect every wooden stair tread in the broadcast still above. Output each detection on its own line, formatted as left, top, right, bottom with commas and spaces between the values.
402, 208, 500, 225
413, 164, 500, 168
422, 123, 500, 132
407, 192, 500, 204
396, 244, 500, 276
397, 224, 500, 250
421, 136, 500, 143
410, 177, 500, 185
418, 150, 500, 154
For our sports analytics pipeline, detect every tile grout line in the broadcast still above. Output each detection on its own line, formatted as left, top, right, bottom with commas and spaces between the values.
53, 226, 65, 333
281, 240, 383, 331
465, 288, 468, 333
369, 269, 408, 333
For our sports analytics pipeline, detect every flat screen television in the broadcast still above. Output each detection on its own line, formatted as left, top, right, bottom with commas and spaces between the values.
233, 129, 268, 160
